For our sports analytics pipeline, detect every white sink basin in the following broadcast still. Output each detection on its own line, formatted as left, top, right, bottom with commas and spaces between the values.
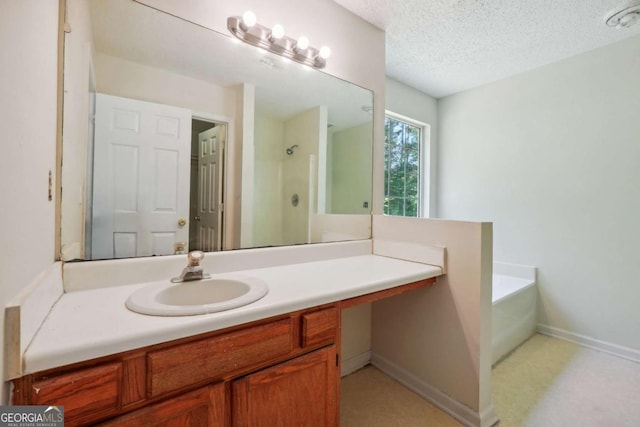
125, 275, 269, 316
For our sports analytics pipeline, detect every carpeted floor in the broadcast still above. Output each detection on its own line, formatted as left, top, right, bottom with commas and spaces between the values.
340, 333, 640, 426
340, 364, 463, 426
493, 334, 640, 427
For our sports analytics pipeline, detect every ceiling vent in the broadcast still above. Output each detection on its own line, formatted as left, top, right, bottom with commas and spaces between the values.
605, 2, 640, 28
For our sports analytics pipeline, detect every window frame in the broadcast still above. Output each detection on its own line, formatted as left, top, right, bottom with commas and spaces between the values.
383, 110, 430, 217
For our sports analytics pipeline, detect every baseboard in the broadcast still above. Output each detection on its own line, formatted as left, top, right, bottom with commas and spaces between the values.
341, 351, 371, 377
371, 352, 498, 427
537, 324, 640, 364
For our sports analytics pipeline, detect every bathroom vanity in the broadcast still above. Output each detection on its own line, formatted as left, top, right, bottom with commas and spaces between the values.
10, 252, 441, 426
13, 303, 343, 425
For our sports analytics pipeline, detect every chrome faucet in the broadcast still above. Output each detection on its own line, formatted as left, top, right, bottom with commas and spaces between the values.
171, 251, 211, 283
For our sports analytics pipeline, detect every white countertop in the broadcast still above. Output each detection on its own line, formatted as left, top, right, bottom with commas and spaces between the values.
24, 254, 442, 374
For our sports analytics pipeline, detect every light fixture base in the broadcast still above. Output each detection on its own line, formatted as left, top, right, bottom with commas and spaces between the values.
227, 16, 327, 69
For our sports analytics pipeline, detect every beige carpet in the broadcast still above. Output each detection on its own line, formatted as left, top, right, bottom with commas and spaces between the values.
340, 364, 463, 426
493, 334, 640, 427
341, 334, 640, 426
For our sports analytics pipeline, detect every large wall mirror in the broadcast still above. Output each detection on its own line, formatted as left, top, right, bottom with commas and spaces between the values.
60, 0, 374, 261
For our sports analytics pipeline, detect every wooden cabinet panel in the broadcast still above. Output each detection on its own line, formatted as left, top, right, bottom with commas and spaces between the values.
232, 346, 338, 427
30, 362, 121, 423
98, 383, 225, 427
148, 318, 293, 397
301, 307, 337, 348
122, 354, 146, 406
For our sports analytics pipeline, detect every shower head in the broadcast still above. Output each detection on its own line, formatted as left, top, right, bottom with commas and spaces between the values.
286, 144, 298, 155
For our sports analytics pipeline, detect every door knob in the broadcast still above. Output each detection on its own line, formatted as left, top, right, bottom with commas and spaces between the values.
178, 218, 187, 227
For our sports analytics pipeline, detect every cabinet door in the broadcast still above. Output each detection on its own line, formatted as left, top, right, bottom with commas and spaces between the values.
232, 346, 338, 427
98, 383, 225, 427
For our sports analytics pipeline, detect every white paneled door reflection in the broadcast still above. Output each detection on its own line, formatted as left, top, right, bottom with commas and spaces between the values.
196, 126, 224, 252
92, 93, 191, 259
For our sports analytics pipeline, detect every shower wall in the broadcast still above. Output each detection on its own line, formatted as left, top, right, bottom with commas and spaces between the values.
282, 106, 327, 245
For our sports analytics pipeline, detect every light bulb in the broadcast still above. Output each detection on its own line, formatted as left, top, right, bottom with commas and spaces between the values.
296, 36, 309, 50
271, 24, 285, 39
242, 10, 257, 27
319, 46, 331, 59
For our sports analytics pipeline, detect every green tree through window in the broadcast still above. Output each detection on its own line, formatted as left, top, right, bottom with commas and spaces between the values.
384, 116, 421, 216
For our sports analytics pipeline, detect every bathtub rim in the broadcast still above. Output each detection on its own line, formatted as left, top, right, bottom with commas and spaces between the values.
492, 274, 536, 305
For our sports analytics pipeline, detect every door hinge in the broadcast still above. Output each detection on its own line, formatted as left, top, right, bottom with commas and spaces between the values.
336, 354, 339, 367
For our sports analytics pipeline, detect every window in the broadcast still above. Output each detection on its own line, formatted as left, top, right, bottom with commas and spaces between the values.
384, 113, 427, 217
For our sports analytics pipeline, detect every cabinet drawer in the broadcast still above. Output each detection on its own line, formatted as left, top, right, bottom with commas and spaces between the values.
148, 318, 293, 397
31, 362, 121, 422
301, 307, 337, 348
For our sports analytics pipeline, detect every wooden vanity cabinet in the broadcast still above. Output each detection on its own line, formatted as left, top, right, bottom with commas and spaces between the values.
12, 278, 436, 426
11, 304, 340, 427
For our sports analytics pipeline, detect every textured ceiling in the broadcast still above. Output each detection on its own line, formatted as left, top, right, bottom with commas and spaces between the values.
333, 0, 640, 97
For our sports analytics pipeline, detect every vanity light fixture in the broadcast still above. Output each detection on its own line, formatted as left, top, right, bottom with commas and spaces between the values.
227, 11, 331, 69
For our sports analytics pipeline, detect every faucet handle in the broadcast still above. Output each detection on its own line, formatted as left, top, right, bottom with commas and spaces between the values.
187, 250, 204, 267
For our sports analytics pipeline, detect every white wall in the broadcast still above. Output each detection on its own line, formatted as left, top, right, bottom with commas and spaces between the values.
94, 53, 235, 118
253, 116, 284, 247
0, 0, 59, 403
386, 77, 438, 216
372, 216, 494, 426
330, 122, 373, 214
438, 35, 640, 351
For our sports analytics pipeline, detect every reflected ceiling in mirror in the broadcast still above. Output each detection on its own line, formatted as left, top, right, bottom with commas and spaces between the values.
60, 0, 373, 261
